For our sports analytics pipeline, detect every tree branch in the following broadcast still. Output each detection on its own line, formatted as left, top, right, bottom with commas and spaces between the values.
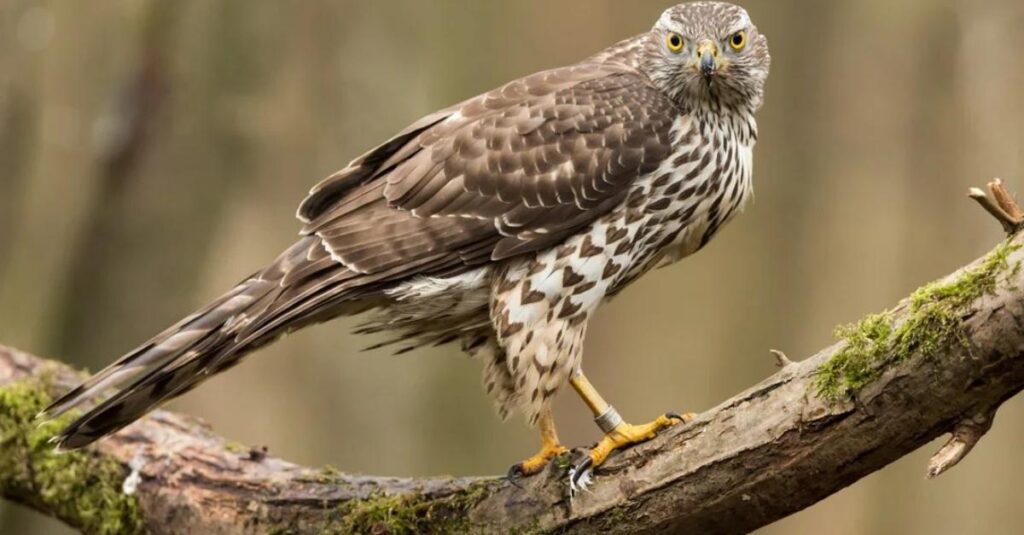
2, 192, 1024, 534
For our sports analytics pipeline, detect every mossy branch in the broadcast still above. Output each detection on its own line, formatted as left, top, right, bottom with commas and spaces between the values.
2, 188, 1024, 533
0, 376, 140, 534
814, 239, 1021, 401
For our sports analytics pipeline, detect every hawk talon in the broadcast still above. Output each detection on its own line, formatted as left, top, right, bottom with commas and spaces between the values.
505, 465, 528, 490
512, 442, 570, 479
566, 411, 695, 498
507, 463, 526, 479
508, 406, 568, 484
567, 451, 594, 499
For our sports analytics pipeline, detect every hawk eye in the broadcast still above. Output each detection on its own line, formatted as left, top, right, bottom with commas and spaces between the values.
666, 32, 684, 53
729, 31, 747, 51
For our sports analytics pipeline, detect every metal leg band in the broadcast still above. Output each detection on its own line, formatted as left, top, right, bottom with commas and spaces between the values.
594, 406, 623, 434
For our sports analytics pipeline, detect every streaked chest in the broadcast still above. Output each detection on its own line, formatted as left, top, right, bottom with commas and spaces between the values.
616, 110, 756, 283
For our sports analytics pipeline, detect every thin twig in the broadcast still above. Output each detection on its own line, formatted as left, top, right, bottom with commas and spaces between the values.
969, 179, 1024, 235
969, 189, 1018, 234
926, 408, 996, 479
769, 349, 795, 368
988, 178, 1024, 221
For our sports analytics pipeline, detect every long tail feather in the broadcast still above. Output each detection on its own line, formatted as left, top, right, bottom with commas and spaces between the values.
41, 237, 358, 450
41, 281, 258, 420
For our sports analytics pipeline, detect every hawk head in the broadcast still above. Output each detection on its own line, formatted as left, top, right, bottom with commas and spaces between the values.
641, 2, 770, 111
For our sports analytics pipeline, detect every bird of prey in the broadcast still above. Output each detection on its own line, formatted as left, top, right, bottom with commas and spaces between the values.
42, 1, 770, 488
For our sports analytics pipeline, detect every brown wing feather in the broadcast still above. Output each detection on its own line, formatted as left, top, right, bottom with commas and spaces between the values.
306, 63, 679, 279
296, 110, 453, 224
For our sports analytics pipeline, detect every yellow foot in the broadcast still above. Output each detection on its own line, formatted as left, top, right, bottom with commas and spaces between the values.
508, 442, 569, 478
569, 411, 695, 494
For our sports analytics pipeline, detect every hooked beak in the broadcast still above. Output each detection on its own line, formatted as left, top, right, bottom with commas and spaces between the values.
696, 40, 719, 77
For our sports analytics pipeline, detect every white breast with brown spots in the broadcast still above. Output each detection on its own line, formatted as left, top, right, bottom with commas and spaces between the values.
371, 110, 756, 424
488, 109, 754, 422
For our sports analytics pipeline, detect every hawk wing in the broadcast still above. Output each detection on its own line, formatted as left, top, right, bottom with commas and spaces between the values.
299, 63, 682, 281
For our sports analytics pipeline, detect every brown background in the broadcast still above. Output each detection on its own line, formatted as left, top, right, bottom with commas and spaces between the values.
1, 1, 1022, 533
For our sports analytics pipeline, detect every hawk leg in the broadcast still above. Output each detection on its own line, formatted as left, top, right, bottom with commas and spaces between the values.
508, 406, 568, 477
567, 370, 694, 492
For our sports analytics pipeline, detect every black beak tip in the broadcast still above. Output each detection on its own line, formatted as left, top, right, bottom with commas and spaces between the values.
700, 57, 717, 77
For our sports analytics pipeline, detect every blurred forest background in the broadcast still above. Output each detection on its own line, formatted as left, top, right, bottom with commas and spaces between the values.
1, 0, 1022, 533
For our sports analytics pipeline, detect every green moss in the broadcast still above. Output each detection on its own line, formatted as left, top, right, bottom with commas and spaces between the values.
815, 241, 1021, 401
596, 504, 632, 530
224, 440, 248, 454
321, 464, 342, 477
552, 452, 571, 471
332, 481, 493, 534
0, 378, 142, 534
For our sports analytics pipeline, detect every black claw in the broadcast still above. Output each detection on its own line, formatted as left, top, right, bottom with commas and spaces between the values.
665, 411, 686, 422
507, 463, 524, 478
505, 464, 527, 490
567, 450, 594, 491
572, 457, 593, 482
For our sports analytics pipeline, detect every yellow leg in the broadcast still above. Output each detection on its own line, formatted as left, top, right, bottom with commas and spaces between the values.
509, 406, 568, 477
569, 371, 694, 470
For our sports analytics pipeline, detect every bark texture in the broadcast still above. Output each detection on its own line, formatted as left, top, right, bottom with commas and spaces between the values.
1, 231, 1022, 534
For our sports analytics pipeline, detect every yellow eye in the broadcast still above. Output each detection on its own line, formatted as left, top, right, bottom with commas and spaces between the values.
729, 31, 747, 51
666, 32, 684, 53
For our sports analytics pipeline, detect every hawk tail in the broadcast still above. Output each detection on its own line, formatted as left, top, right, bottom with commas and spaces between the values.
42, 237, 364, 450
41, 273, 280, 450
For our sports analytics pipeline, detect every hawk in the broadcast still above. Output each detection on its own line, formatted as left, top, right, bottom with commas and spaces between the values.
42, 1, 770, 488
